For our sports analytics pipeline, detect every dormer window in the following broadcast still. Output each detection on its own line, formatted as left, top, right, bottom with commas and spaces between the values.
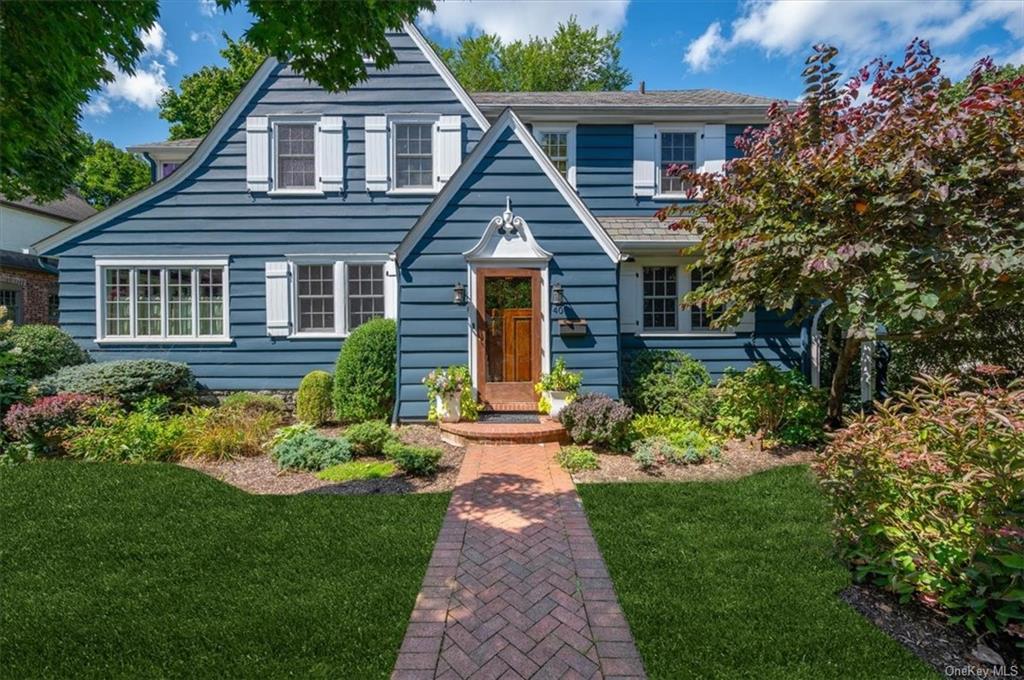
276, 123, 316, 190
393, 122, 434, 189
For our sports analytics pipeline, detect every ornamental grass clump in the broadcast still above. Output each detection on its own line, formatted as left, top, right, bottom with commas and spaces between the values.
558, 393, 633, 452
816, 371, 1024, 643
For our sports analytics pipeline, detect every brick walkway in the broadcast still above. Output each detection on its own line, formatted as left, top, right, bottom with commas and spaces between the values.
393, 443, 645, 680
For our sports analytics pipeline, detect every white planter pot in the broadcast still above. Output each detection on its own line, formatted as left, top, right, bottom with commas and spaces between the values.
545, 390, 571, 418
435, 393, 461, 423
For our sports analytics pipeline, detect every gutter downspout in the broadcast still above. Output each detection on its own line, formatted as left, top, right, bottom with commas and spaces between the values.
389, 253, 402, 427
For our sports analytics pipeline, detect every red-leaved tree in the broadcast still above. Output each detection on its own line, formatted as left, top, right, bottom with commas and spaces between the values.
659, 41, 1024, 424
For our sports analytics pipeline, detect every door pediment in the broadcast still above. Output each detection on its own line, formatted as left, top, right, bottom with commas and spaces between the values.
463, 197, 552, 263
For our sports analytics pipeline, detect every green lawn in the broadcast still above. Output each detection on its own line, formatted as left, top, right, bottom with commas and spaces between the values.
0, 462, 449, 678
578, 466, 935, 680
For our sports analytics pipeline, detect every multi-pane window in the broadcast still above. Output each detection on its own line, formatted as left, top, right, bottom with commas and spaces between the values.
135, 269, 162, 336
276, 123, 316, 189
98, 264, 228, 340
660, 131, 696, 194
394, 122, 433, 189
47, 293, 59, 324
538, 131, 569, 178
104, 268, 131, 337
642, 266, 677, 330
690, 268, 722, 330
160, 162, 180, 178
0, 287, 20, 324
347, 264, 385, 330
296, 264, 335, 333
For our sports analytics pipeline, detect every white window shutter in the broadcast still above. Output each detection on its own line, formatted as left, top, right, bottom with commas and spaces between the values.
619, 261, 642, 333
317, 116, 345, 192
701, 124, 726, 174
364, 116, 389, 192
246, 116, 271, 192
633, 125, 657, 196
435, 115, 462, 186
265, 261, 290, 336
734, 308, 756, 334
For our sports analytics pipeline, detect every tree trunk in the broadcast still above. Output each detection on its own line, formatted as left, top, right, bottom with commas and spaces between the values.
827, 335, 862, 428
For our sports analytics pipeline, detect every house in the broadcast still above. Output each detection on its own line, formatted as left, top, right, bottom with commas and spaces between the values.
127, 138, 201, 182
33, 24, 807, 421
1, 191, 96, 324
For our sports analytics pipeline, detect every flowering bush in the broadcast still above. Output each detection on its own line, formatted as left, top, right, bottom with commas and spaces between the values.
424, 365, 478, 421
816, 373, 1024, 642
714, 363, 825, 447
535, 357, 583, 394
558, 393, 633, 452
2, 393, 109, 457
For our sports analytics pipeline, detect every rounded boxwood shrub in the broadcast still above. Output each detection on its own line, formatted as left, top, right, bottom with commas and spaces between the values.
272, 429, 351, 472
333, 318, 396, 423
36, 359, 198, 406
344, 420, 396, 457
9, 324, 89, 380
296, 370, 333, 425
558, 392, 633, 452
624, 349, 714, 422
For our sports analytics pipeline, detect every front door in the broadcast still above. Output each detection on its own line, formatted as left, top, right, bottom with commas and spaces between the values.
476, 269, 541, 410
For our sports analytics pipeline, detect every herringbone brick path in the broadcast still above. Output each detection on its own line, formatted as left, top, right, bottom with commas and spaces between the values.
393, 443, 645, 680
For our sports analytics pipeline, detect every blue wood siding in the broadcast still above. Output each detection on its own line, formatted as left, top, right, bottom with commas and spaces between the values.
575, 124, 757, 215
50, 32, 482, 391
620, 309, 808, 381
397, 125, 619, 420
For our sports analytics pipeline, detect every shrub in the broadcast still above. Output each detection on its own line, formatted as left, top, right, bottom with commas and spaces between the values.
714, 363, 825, 447
37, 359, 198, 406
65, 401, 187, 463
269, 422, 314, 450
9, 324, 89, 380
333, 318, 396, 423
632, 447, 657, 471
535, 357, 583, 394
176, 404, 284, 461
558, 393, 633, 452
272, 430, 351, 472
383, 439, 442, 476
296, 371, 333, 425
316, 460, 396, 482
816, 373, 1024, 641
631, 414, 702, 440
624, 350, 715, 422
632, 433, 719, 466
2, 393, 109, 457
344, 420, 395, 457
556, 446, 599, 473
220, 391, 288, 417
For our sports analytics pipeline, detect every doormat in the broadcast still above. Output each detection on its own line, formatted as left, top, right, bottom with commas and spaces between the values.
478, 412, 541, 424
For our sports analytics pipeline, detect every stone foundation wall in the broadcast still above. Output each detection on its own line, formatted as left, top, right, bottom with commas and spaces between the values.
202, 389, 298, 410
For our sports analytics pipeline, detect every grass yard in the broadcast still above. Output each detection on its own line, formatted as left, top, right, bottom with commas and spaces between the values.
0, 462, 449, 678
578, 466, 936, 680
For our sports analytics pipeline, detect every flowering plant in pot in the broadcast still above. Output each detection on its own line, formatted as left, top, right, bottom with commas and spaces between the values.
423, 366, 472, 423
534, 357, 583, 417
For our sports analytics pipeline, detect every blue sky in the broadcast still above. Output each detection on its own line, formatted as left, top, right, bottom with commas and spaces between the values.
83, 0, 1024, 150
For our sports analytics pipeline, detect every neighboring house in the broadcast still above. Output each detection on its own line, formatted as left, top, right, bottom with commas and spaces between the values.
1, 192, 95, 324
34, 24, 806, 421
127, 138, 201, 182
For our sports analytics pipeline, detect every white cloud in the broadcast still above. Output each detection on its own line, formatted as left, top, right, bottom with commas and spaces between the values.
140, 23, 166, 54
83, 96, 112, 117
190, 30, 217, 44
85, 23, 174, 117
684, 0, 1024, 72
198, 0, 217, 18
684, 21, 725, 72
419, 0, 629, 41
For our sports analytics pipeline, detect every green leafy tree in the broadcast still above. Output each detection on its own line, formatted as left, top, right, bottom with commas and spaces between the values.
659, 43, 1024, 425
73, 138, 150, 209
0, 0, 433, 202
159, 36, 265, 140
437, 16, 631, 91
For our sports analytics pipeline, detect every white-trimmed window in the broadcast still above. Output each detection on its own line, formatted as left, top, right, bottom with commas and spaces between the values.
628, 259, 750, 335
392, 121, 435, 190
533, 125, 576, 187
657, 128, 700, 196
287, 259, 389, 337
95, 259, 230, 342
642, 266, 677, 330
689, 267, 723, 330
275, 122, 317, 190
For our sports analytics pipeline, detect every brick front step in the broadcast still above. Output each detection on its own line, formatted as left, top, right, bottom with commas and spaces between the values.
439, 419, 570, 447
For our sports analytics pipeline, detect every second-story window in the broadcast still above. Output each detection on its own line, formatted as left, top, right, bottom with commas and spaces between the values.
660, 131, 696, 194
538, 131, 569, 178
277, 123, 316, 189
394, 122, 433, 189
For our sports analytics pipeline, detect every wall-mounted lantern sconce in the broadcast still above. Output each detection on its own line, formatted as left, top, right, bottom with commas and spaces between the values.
552, 282, 566, 306
453, 281, 466, 305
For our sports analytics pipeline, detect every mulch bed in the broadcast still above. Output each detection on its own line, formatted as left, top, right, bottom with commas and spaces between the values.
570, 436, 818, 484
842, 584, 1022, 675
180, 424, 463, 496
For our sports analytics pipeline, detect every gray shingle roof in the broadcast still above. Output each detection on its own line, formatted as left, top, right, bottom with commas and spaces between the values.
598, 217, 699, 243
2, 191, 96, 223
472, 89, 781, 108
129, 137, 203, 149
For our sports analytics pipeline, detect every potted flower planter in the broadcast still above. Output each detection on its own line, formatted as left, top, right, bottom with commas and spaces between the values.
544, 390, 571, 417
435, 393, 461, 423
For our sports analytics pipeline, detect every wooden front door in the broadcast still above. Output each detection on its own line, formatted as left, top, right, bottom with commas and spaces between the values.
476, 269, 541, 410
